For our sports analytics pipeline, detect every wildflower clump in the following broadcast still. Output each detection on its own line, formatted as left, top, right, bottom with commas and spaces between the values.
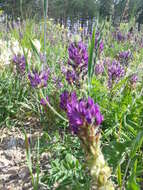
95, 60, 104, 76
118, 50, 132, 66
28, 69, 50, 88
13, 54, 26, 75
40, 96, 49, 106
129, 74, 138, 88
60, 91, 114, 190
108, 60, 125, 88
113, 30, 125, 42
66, 41, 88, 86
0, 38, 32, 68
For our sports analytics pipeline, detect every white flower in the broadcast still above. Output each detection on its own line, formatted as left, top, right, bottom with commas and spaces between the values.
10, 40, 23, 55
32, 39, 41, 52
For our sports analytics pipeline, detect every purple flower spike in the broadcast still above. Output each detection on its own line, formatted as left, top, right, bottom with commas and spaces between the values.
117, 32, 125, 42
116, 31, 125, 42
94, 104, 104, 125
66, 41, 88, 87
108, 60, 125, 88
130, 74, 138, 87
60, 91, 103, 134
66, 70, 77, 85
60, 90, 70, 111
95, 62, 104, 75
40, 70, 50, 87
40, 96, 49, 106
13, 54, 26, 74
68, 41, 88, 67
28, 69, 50, 88
28, 72, 41, 87
99, 40, 104, 53
118, 50, 132, 66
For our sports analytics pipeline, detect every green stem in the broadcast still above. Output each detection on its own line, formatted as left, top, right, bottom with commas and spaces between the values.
43, 0, 48, 66
39, 90, 68, 122
121, 158, 131, 190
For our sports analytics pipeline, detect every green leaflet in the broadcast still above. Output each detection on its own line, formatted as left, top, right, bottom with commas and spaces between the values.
130, 130, 143, 159
88, 27, 96, 89
29, 38, 41, 63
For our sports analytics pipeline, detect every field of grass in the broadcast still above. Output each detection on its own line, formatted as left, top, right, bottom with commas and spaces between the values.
0, 18, 143, 190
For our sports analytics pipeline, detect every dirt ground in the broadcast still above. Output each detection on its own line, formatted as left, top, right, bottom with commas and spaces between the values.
0, 124, 48, 190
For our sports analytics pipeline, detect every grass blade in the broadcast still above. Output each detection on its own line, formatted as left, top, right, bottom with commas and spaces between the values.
88, 27, 96, 93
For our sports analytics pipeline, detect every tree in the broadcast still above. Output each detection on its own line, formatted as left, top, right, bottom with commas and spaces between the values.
99, 0, 114, 20
0, 0, 43, 20
48, 0, 98, 28
132, 0, 143, 30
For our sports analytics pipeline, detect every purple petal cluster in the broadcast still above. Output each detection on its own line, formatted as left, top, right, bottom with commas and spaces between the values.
68, 41, 88, 67
39, 53, 46, 63
119, 50, 131, 59
61, 66, 67, 74
66, 70, 77, 85
113, 31, 125, 42
95, 61, 104, 75
117, 32, 125, 42
103, 57, 111, 67
13, 54, 26, 74
99, 40, 104, 53
40, 96, 49, 106
66, 41, 88, 86
52, 76, 64, 89
108, 60, 125, 88
60, 91, 77, 112
28, 69, 50, 88
130, 74, 138, 86
118, 50, 132, 66
60, 91, 104, 134
127, 32, 132, 40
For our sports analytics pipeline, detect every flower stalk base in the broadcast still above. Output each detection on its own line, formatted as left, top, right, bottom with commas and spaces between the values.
79, 128, 114, 190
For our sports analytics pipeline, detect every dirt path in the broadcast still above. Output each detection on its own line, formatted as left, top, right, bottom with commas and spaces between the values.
0, 125, 45, 190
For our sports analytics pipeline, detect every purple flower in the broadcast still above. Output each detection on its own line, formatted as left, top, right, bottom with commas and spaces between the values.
117, 32, 124, 41
127, 32, 132, 40
130, 74, 138, 87
119, 50, 131, 59
68, 41, 88, 67
60, 91, 70, 111
60, 91, 103, 134
40, 96, 49, 106
13, 54, 26, 74
61, 66, 67, 74
53, 77, 64, 89
28, 69, 50, 88
108, 60, 125, 88
66, 70, 77, 85
67, 41, 88, 87
118, 50, 132, 66
117, 31, 125, 42
95, 62, 104, 75
99, 40, 104, 53
60, 91, 77, 112
39, 53, 46, 63
103, 57, 111, 67
113, 31, 125, 42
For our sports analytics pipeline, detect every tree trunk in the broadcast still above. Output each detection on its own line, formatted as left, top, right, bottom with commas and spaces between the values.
138, 23, 141, 31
